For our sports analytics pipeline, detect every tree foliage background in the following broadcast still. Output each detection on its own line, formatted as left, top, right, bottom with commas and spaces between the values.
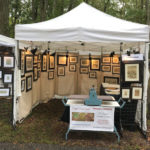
0, 0, 149, 37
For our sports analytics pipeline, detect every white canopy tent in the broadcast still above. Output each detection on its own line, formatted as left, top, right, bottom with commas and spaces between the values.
0, 34, 15, 47
15, 2, 149, 133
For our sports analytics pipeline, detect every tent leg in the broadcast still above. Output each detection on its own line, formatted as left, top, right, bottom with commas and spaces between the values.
66, 127, 70, 140
114, 126, 120, 143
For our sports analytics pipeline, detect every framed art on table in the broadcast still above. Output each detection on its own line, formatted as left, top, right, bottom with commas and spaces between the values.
26, 75, 32, 92
69, 56, 78, 64
33, 66, 38, 81
34, 55, 38, 64
121, 88, 130, 99
131, 87, 143, 100
21, 79, 25, 92
69, 64, 76, 72
25, 55, 33, 72
80, 67, 89, 74
57, 55, 67, 66
42, 55, 47, 71
0, 88, 10, 97
20, 50, 25, 77
3, 56, 15, 68
101, 65, 111, 72
57, 66, 65, 76
90, 59, 100, 70
112, 66, 120, 74
104, 76, 119, 84
102, 56, 111, 64
48, 71, 54, 79
89, 72, 97, 78
49, 55, 55, 69
80, 58, 89, 67
3, 73, 13, 84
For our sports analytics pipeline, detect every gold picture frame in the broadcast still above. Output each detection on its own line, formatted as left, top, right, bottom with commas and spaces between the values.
101, 65, 111, 72
57, 66, 65, 76
131, 87, 143, 100
112, 66, 120, 74
89, 72, 97, 78
80, 58, 89, 67
69, 56, 78, 64
102, 56, 111, 64
90, 59, 100, 70
48, 71, 54, 79
69, 64, 76, 72
57, 55, 67, 65
80, 67, 89, 74
112, 56, 119, 64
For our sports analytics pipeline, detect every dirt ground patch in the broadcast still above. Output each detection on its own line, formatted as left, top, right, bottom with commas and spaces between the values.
0, 99, 150, 150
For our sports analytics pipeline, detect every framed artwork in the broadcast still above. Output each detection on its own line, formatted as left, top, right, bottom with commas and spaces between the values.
3, 73, 13, 83
38, 54, 41, 61
90, 59, 100, 70
26, 75, 32, 92
48, 71, 54, 79
49, 55, 55, 69
80, 58, 89, 67
101, 65, 111, 72
69, 64, 76, 72
25, 55, 33, 72
38, 70, 41, 78
3, 56, 15, 68
21, 79, 25, 92
102, 56, 111, 64
131, 87, 143, 100
0, 88, 10, 97
33, 66, 38, 81
112, 56, 119, 64
57, 66, 65, 76
124, 63, 140, 82
80, 67, 89, 74
112, 66, 120, 74
57, 55, 67, 66
38, 62, 41, 69
20, 50, 25, 77
121, 88, 130, 99
69, 56, 78, 64
89, 72, 97, 78
104, 76, 119, 84
0, 56, 2, 67
42, 55, 47, 71
0, 70, 2, 79
34, 55, 38, 64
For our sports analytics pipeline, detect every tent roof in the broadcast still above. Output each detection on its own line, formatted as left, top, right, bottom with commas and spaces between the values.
0, 35, 15, 47
15, 2, 149, 42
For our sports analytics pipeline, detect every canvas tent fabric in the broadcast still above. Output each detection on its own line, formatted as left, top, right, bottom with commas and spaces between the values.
15, 2, 149, 42
0, 34, 15, 47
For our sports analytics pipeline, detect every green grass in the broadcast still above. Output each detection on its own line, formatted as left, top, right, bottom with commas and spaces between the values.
0, 99, 150, 150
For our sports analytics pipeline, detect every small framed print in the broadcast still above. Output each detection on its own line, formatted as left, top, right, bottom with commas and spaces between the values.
42, 55, 47, 71
104, 76, 119, 84
131, 87, 143, 100
89, 72, 97, 78
101, 65, 111, 72
57, 66, 65, 76
48, 71, 54, 80
21, 79, 25, 92
69, 56, 78, 64
102, 56, 111, 64
57, 55, 67, 66
112, 56, 119, 64
80, 58, 89, 67
33, 66, 38, 81
26, 75, 32, 92
90, 59, 100, 70
80, 67, 89, 74
34, 55, 38, 64
3, 73, 13, 84
25, 55, 33, 72
121, 88, 130, 99
20, 50, 25, 77
49, 55, 55, 69
112, 66, 120, 74
0, 70, 2, 79
69, 64, 76, 72
0, 88, 10, 97
3, 56, 15, 68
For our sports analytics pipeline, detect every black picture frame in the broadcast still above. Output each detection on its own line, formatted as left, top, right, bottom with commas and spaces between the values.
20, 50, 25, 77
3, 55, 15, 68
104, 76, 119, 84
26, 75, 32, 92
25, 55, 33, 73
121, 87, 130, 100
80, 58, 89, 67
90, 58, 100, 70
101, 65, 111, 72
69, 64, 76, 72
131, 86, 143, 100
57, 55, 67, 66
3, 72, 13, 84
80, 67, 89, 74
89, 72, 97, 79
69, 56, 78, 64
21, 79, 25, 92
0, 87, 10, 97
33, 66, 38, 81
48, 71, 54, 79
34, 55, 38, 64
57, 66, 65, 76
112, 66, 120, 74
49, 55, 55, 69
102, 56, 111, 64
41, 55, 47, 72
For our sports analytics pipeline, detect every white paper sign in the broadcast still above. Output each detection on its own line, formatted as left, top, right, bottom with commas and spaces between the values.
70, 105, 114, 132
122, 54, 143, 61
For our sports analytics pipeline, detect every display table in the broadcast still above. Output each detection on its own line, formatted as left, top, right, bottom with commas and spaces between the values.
62, 96, 125, 143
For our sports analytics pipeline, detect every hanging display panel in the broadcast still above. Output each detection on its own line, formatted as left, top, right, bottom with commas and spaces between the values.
42, 55, 47, 71
49, 55, 55, 69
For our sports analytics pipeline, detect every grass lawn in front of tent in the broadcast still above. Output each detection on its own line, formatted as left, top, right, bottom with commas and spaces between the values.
0, 99, 150, 150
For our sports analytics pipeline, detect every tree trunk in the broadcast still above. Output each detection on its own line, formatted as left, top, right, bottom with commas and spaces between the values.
104, 0, 110, 12
146, 0, 150, 25
40, 0, 47, 21
60, 0, 65, 14
68, 0, 75, 11
0, 0, 9, 36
